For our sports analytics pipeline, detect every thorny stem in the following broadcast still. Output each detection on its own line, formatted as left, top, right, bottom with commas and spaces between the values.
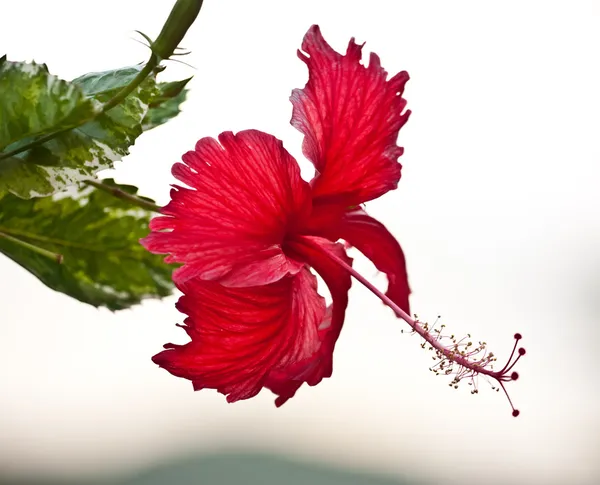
0, 230, 64, 263
84, 179, 161, 213
314, 239, 526, 417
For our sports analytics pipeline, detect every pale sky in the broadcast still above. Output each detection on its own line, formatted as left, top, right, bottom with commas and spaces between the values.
1, 1, 599, 484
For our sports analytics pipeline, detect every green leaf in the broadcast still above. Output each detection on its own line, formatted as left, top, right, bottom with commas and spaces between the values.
0, 62, 158, 199
0, 179, 174, 310
71, 65, 144, 96
143, 77, 192, 130
0, 59, 97, 150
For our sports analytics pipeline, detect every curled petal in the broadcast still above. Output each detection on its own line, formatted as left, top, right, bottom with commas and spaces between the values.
153, 269, 327, 403
268, 236, 352, 406
342, 210, 410, 313
291, 25, 410, 206
315, 208, 410, 313
141, 130, 310, 287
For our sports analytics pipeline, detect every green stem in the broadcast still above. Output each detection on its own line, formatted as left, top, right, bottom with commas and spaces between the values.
152, 0, 204, 60
102, 58, 158, 112
0, 230, 64, 263
0, 225, 106, 252
84, 179, 162, 213
0, 225, 161, 260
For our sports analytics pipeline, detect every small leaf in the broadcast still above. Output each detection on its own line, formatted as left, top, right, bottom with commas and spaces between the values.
143, 77, 192, 130
72, 66, 144, 96
0, 179, 173, 310
0, 63, 158, 199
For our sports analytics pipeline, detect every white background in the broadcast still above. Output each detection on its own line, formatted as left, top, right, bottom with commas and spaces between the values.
1, 1, 599, 484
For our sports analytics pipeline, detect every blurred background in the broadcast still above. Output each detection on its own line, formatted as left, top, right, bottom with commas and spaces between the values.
1, 1, 599, 484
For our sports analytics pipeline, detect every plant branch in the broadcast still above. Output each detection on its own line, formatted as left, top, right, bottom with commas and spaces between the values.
0, 230, 64, 263
102, 58, 158, 112
84, 180, 162, 213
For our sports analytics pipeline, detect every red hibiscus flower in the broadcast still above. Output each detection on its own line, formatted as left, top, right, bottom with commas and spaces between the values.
143, 25, 525, 415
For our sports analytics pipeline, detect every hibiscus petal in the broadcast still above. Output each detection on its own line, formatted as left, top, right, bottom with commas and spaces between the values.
335, 209, 411, 313
141, 130, 311, 287
290, 25, 411, 206
152, 268, 328, 403
266, 236, 352, 406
